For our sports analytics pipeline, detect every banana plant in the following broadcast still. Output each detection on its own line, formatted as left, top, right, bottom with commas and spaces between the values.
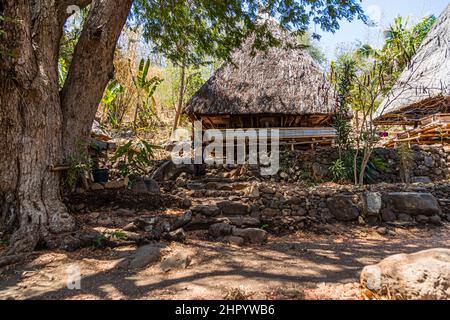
101, 80, 125, 127
132, 59, 164, 130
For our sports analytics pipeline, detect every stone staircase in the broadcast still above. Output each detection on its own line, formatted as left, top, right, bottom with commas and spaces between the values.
167, 176, 268, 245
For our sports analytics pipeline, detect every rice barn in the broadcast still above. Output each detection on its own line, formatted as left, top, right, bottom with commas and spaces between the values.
374, 4, 450, 146
184, 22, 341, 150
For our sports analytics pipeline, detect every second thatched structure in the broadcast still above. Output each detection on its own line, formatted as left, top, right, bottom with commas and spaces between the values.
374, 4, 450, 146
184, 23, 339, 147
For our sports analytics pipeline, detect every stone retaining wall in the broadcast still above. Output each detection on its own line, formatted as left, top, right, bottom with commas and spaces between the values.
246, 182, 450, 232
279, 144, 450, 184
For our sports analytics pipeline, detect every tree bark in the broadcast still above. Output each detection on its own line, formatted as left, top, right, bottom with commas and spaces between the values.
61, 0, 132, 158
0, 0, 74, 254
0, 0, 131, 255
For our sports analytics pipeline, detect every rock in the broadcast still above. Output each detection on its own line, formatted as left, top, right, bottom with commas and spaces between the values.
232, 228, 268, 244
209, 223, 233, 237
104, 180, 126, 189
170, 211, 193, 231
191, 205, 221, 217
424, 155, 434, 168
163, 228, 186, 243
217, 201, 249, 215
429, 215, 443, 226
246, 185, 260, 198
187, 182, 204, 190
360, 248, 450, 300
279, 171, 288, 179
415, 215, 429, 224
127, 244, 162, 269
261, 208, 279, 217
123, 222, 138, 231
224, 236, 245, 246
385, 192, 441, 217
226, 216, 260, 228
90, 183, 104, 191
151, 160, 194, 182
327, 195, 360, 221
130, 177, 160, 194
376, 227, 388, 235
411, 176, 432, 184
397, 213, 413, 222
363, 192, 382, 217
381, 209, 396, 222
159, 250, 192, 272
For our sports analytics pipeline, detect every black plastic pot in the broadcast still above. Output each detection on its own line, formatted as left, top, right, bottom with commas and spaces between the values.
91, 168, 109, 183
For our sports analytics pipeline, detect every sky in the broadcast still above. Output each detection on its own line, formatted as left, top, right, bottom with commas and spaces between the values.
316, 0, 449, 62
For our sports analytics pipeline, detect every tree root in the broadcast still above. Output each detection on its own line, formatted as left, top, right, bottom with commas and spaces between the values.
0, 253, 32, 268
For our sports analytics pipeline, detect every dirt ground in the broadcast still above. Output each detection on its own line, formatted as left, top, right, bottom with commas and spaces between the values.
1, 223, 449, 300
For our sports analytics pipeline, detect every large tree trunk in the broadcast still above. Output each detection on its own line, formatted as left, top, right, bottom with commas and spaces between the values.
0, 0, 74, 254
61, 0, 132, 158
0, 0, 131, 255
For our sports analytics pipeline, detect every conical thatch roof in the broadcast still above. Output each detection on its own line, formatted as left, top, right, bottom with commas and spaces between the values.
374, 4, 450, 124
184, 23, 336, 117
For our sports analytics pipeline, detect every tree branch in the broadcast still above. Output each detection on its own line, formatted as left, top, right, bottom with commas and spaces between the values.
60, 0, 132, 157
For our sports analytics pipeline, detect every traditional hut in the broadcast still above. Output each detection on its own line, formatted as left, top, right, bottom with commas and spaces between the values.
374, 4, 450, 145
184, 22, 339, 148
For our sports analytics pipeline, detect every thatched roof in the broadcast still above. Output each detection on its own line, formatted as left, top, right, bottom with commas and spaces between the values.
184, 23, 337, 117
374, 4, 450, 124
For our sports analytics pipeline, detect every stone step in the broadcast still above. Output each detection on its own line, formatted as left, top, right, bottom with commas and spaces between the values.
185, 181, 250, 191
184, 215, 261, 232
190, 200, 253, 217
182, 189, 239, 199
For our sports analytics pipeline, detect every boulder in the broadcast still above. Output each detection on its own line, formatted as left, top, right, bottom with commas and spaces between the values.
209, 223, 233, 237
363, 192, 382, 217
159, 250, 192, 272
326, 195, 360, 221
360, 248, 450, 300
127, 244, 162, 269
217, 201, 249, 215
151, 160, 194, 182
232, 228, 268, 244
224, 236, 245, 246
381, 209, 396, 222
429, 215, 443, 226
384, 192, 441, 217
130, 176, 160, 194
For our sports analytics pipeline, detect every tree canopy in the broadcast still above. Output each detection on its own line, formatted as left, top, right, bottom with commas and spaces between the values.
132, 0, 366, 67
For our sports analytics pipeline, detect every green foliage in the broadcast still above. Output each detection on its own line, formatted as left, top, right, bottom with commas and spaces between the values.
329, 159, 347, 183
297, 32, 326, 66
58, 8, 89, 88
330, 152, 387, 184
133, 0, 366, 68
260, 224, 269, 231
102, 80, 126, 128
132, 59, 164, 130
111, 231, 127, 240
331, 56, 355, 157
94, 234, 108, 248
65, 140, 90, 188
110, 139, 160, 176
